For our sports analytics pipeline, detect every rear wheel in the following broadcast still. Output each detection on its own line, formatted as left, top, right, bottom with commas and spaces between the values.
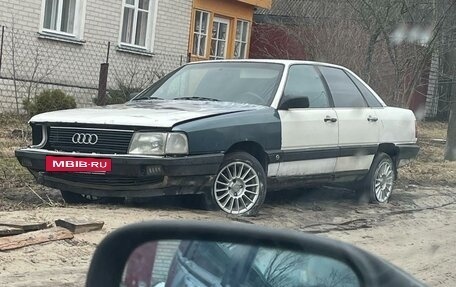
210, 152, 266, 216
357, 153, 395, 203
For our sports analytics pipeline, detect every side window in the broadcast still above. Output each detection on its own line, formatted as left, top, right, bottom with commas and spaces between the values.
120, 0, 157, 50
346, 73, 383, 107
319, 67, 367, 108
192, 10, 210, 57
283, 65, 330, 108
41, 0, 86, 39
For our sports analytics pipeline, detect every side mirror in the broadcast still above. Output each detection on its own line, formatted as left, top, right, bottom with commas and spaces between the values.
86, 221, 425, 287
279, 96, 310, 110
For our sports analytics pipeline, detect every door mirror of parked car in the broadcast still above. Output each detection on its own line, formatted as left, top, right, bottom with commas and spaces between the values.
86, 221, 426, 287
279, 96, 310, 110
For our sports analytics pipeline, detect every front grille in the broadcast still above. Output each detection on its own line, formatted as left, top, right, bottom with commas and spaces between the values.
48, 127, 134, 154
48, 173, 163, 186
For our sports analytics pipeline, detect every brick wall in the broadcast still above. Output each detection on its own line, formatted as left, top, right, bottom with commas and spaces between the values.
0, 0, 192, 54
151, 240, 180, 285
0, 0, 192, 112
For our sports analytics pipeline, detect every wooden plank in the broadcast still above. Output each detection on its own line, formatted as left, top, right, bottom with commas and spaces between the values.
0, 226, 24, 237
0, 227, 73, 251
0, 221, 49, 232
55, 218, 104, 234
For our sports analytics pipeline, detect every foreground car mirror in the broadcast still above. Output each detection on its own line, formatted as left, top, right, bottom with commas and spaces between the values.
279, 96, 310, 110
86, 221, 425, 287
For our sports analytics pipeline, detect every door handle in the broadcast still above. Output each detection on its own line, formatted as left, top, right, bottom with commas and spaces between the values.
367, 115, 378, 122
324, 116, 337, 123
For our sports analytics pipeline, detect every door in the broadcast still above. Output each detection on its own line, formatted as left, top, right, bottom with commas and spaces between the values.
274, 65, 339, 177
210, 17, 230, 60
318, 66, 380, 173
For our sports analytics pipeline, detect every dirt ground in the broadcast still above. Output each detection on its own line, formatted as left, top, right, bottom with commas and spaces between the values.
0, 183, 455, 286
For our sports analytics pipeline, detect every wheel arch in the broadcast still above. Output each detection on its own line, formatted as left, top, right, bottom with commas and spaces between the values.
376, 143, 399, 176
225, 141, 269, 171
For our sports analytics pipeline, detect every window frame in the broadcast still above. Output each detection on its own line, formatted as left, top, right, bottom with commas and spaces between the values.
345, 71, 384, 108
280, 64, 333, 109
234, 19, 250, 59
39, 0, 87, 39
192, 10, 210, 57
209, 17, 231, 60
118, 0, 159, 51
317, 66, 369, 108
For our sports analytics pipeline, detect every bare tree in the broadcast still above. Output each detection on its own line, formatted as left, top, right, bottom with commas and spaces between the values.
10, 19, 19, 114
256, 0, 456, 160
262, 250, 310, 286
443, 0, 456, 160
7, 18, 56, 114
108, 57, 167, 104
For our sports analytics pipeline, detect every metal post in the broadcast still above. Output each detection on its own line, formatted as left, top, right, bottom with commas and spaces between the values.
97, 41, 110, 106
106, 41, 110, 64
0, 26, 5, 76
97, 63, 109, 106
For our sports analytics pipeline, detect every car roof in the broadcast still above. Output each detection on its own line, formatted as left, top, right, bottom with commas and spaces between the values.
185, 59, 387, 107
186, 59, 348, 70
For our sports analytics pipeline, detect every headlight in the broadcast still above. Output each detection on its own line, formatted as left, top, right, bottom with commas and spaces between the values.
128, 132, 167, 155
128, 132, 188, 155
165, 133, 188, 155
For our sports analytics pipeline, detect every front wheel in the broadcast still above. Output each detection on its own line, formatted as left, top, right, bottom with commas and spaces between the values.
357, 153, 395, 203
211, 152, 267, 216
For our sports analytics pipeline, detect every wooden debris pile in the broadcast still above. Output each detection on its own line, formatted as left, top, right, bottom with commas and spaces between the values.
0, 218, 104, 251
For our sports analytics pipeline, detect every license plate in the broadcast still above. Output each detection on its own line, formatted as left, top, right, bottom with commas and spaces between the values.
45, 156, 112, 172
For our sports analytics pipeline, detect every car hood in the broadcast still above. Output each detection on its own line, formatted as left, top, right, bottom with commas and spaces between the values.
30, 100, 267, 128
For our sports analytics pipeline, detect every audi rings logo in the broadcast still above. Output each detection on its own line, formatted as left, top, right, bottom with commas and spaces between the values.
71, 133, 99, 145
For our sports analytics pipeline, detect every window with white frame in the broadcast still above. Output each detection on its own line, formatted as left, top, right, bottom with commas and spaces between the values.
210, 17, 230, 60
120, 0, 155, 49
234, 20, 249, 59
41, 0, 84, 37
192, 10, 210, 57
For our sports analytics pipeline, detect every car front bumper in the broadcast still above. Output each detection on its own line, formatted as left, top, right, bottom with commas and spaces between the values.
15, 148, 224, 197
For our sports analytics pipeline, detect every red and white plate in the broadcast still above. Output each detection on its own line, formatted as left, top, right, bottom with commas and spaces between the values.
45, 156, 112, 173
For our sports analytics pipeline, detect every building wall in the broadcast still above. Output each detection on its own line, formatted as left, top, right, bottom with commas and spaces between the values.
0, 0, 192, 112
151, 240, 180, 285
188, 0, 262, 61
0, 0, 192, 55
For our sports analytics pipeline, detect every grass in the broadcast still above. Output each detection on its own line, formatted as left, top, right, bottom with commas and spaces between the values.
400, 122, 456, 186
0, 114, 33, 189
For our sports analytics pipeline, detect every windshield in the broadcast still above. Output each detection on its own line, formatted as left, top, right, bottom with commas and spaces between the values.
133, 62, 284, 106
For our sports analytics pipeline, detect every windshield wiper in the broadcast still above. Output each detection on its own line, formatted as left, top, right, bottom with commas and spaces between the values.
174, 96, 219, 102
134, 96, 164, 101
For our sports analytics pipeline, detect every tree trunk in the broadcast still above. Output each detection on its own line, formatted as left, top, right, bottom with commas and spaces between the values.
363, 29, 381, 84
445, 94, 456, 161
444, 46, 456, 161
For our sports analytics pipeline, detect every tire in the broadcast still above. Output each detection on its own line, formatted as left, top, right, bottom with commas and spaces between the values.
210, 152, 267, 216
357, 153, 395, 204
60, 190, 124, 204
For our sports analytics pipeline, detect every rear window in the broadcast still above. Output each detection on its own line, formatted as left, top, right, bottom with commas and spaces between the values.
346, 72, 383, 107
318, 66, 367, 108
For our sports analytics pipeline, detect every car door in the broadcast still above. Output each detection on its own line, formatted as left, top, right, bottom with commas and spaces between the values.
274, 65, 339, 177
318, 66, 380, 173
